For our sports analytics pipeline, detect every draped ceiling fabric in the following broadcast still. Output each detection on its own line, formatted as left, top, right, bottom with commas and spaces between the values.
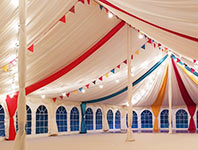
0, 0, 198, 112
98, 0, 198, 60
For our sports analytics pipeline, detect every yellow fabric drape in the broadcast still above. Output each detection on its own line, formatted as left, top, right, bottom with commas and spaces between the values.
151, 64, 169, 132
178, 64, 198, 85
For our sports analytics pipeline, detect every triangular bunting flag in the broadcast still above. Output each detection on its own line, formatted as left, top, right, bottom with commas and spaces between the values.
28, 44, 34, 52
99, 5, 103, 10
176, 58, 180, 62
99, 76, 103, 81
131, 55, 133, 60
53, 98, 57, 102
93, 1, 98, 6
117, 64, 120, 69
69, 6, 75, 13
111, 69, 115, 74
105, 73, 109, 78
1, 65, 7, 72
79, 87, 83, 92
59, 15, 66, 23
73, 90, 77, 95
92, 80, 96, 84
191, 68, 195, 73
147, 38, 152, 44
78, 0, 84, 4
135, 50, 139, 55
123, 60, 127, 64
158, 43, 161, 47
141, 44, 145, 50
66, 93, 70, 97
10, 59, 17, 66
60, 96, 63, 99
154, 43, 156, 48
193, 59, 196, 63
87, 0, 90, 4
85, 84, 90, 89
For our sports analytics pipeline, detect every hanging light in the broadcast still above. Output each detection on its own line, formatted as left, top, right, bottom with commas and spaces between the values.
81, 89, 85, 93
62, 93, 66, 96
115, 79, 120, 83
41, 95, 46, 99
138, 33, 144, 39
99, 85, 104, 89
108, 12, 113, 18
11, 0, 19, 7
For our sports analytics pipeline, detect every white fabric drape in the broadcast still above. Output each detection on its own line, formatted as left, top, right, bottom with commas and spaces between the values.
14, 0, 27, 150
48, 102, 58, 136
102, 105, 109, 132
168, 56, 172, 134
98, 0, 198, 60
126, 25, 135, 142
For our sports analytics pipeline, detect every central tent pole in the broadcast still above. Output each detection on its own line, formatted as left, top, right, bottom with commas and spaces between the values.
14, 0, 27, 150
168, 56, 172, 134
126, 24, 135, 142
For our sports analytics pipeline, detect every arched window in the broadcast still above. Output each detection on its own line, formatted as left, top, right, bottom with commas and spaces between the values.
70, 107, 79, 131
107, 110, 113, 129
15, 105, 32, 135
115, 110, 121, 129
36, 105, 48, 134
85, 108, 93, 130
141, 110, 153, 128
56, 106, 67, 132
96, 109, 102, 130
176, 109, 188, 128
126, 111, 138, 128
160, 109, 169, 128
0, 105, 5, 136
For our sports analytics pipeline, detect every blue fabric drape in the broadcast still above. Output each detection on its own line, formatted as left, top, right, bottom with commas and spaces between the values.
80, 103, 87, 134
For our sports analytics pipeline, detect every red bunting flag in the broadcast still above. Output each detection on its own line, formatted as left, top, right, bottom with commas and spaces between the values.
10, 59, 17, 66
69, 6, 75, 13
193, 60, 196, 63
123, 60, 127, 64
60, 96, 63, 99
99, 76, 103, 81
86, 84, 90, 88
147, 38, 152, 44
191, 68, 195, 73
53, 97, 57, 102
28, 44, 34, 52
131, 55, 133, 60
66, 93, 70, 98
78, 0, 84, 4
59, 15, 66, 23
117, 64, 120, 69
176, 58, 180, 62
158, 43, 161, 47
87, 0, 90, 4
154, 43, 156, 48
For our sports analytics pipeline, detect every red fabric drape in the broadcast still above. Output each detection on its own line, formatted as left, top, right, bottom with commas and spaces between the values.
172, 59, 196, 132
5, 94, 18, 140
25, 21, 125, 95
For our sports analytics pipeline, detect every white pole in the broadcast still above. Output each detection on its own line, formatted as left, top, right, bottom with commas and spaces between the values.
168, 56, 172, 134
14, 0, 27, 150
126, 24, 135, 142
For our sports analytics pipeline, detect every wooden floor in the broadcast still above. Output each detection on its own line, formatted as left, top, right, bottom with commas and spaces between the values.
1, 132, 197, 150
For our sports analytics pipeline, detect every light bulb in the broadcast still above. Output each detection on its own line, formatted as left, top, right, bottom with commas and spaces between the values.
115, 79, 120, 83
99, 85, 104, 89
62, 93, 66, 96
108, 12, 113, 18
41, 95, 46, 99
81, 89, 85, 93
138, 33, 144, 39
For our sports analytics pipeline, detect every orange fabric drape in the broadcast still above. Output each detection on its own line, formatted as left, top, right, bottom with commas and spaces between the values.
151, 64, 169, 132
